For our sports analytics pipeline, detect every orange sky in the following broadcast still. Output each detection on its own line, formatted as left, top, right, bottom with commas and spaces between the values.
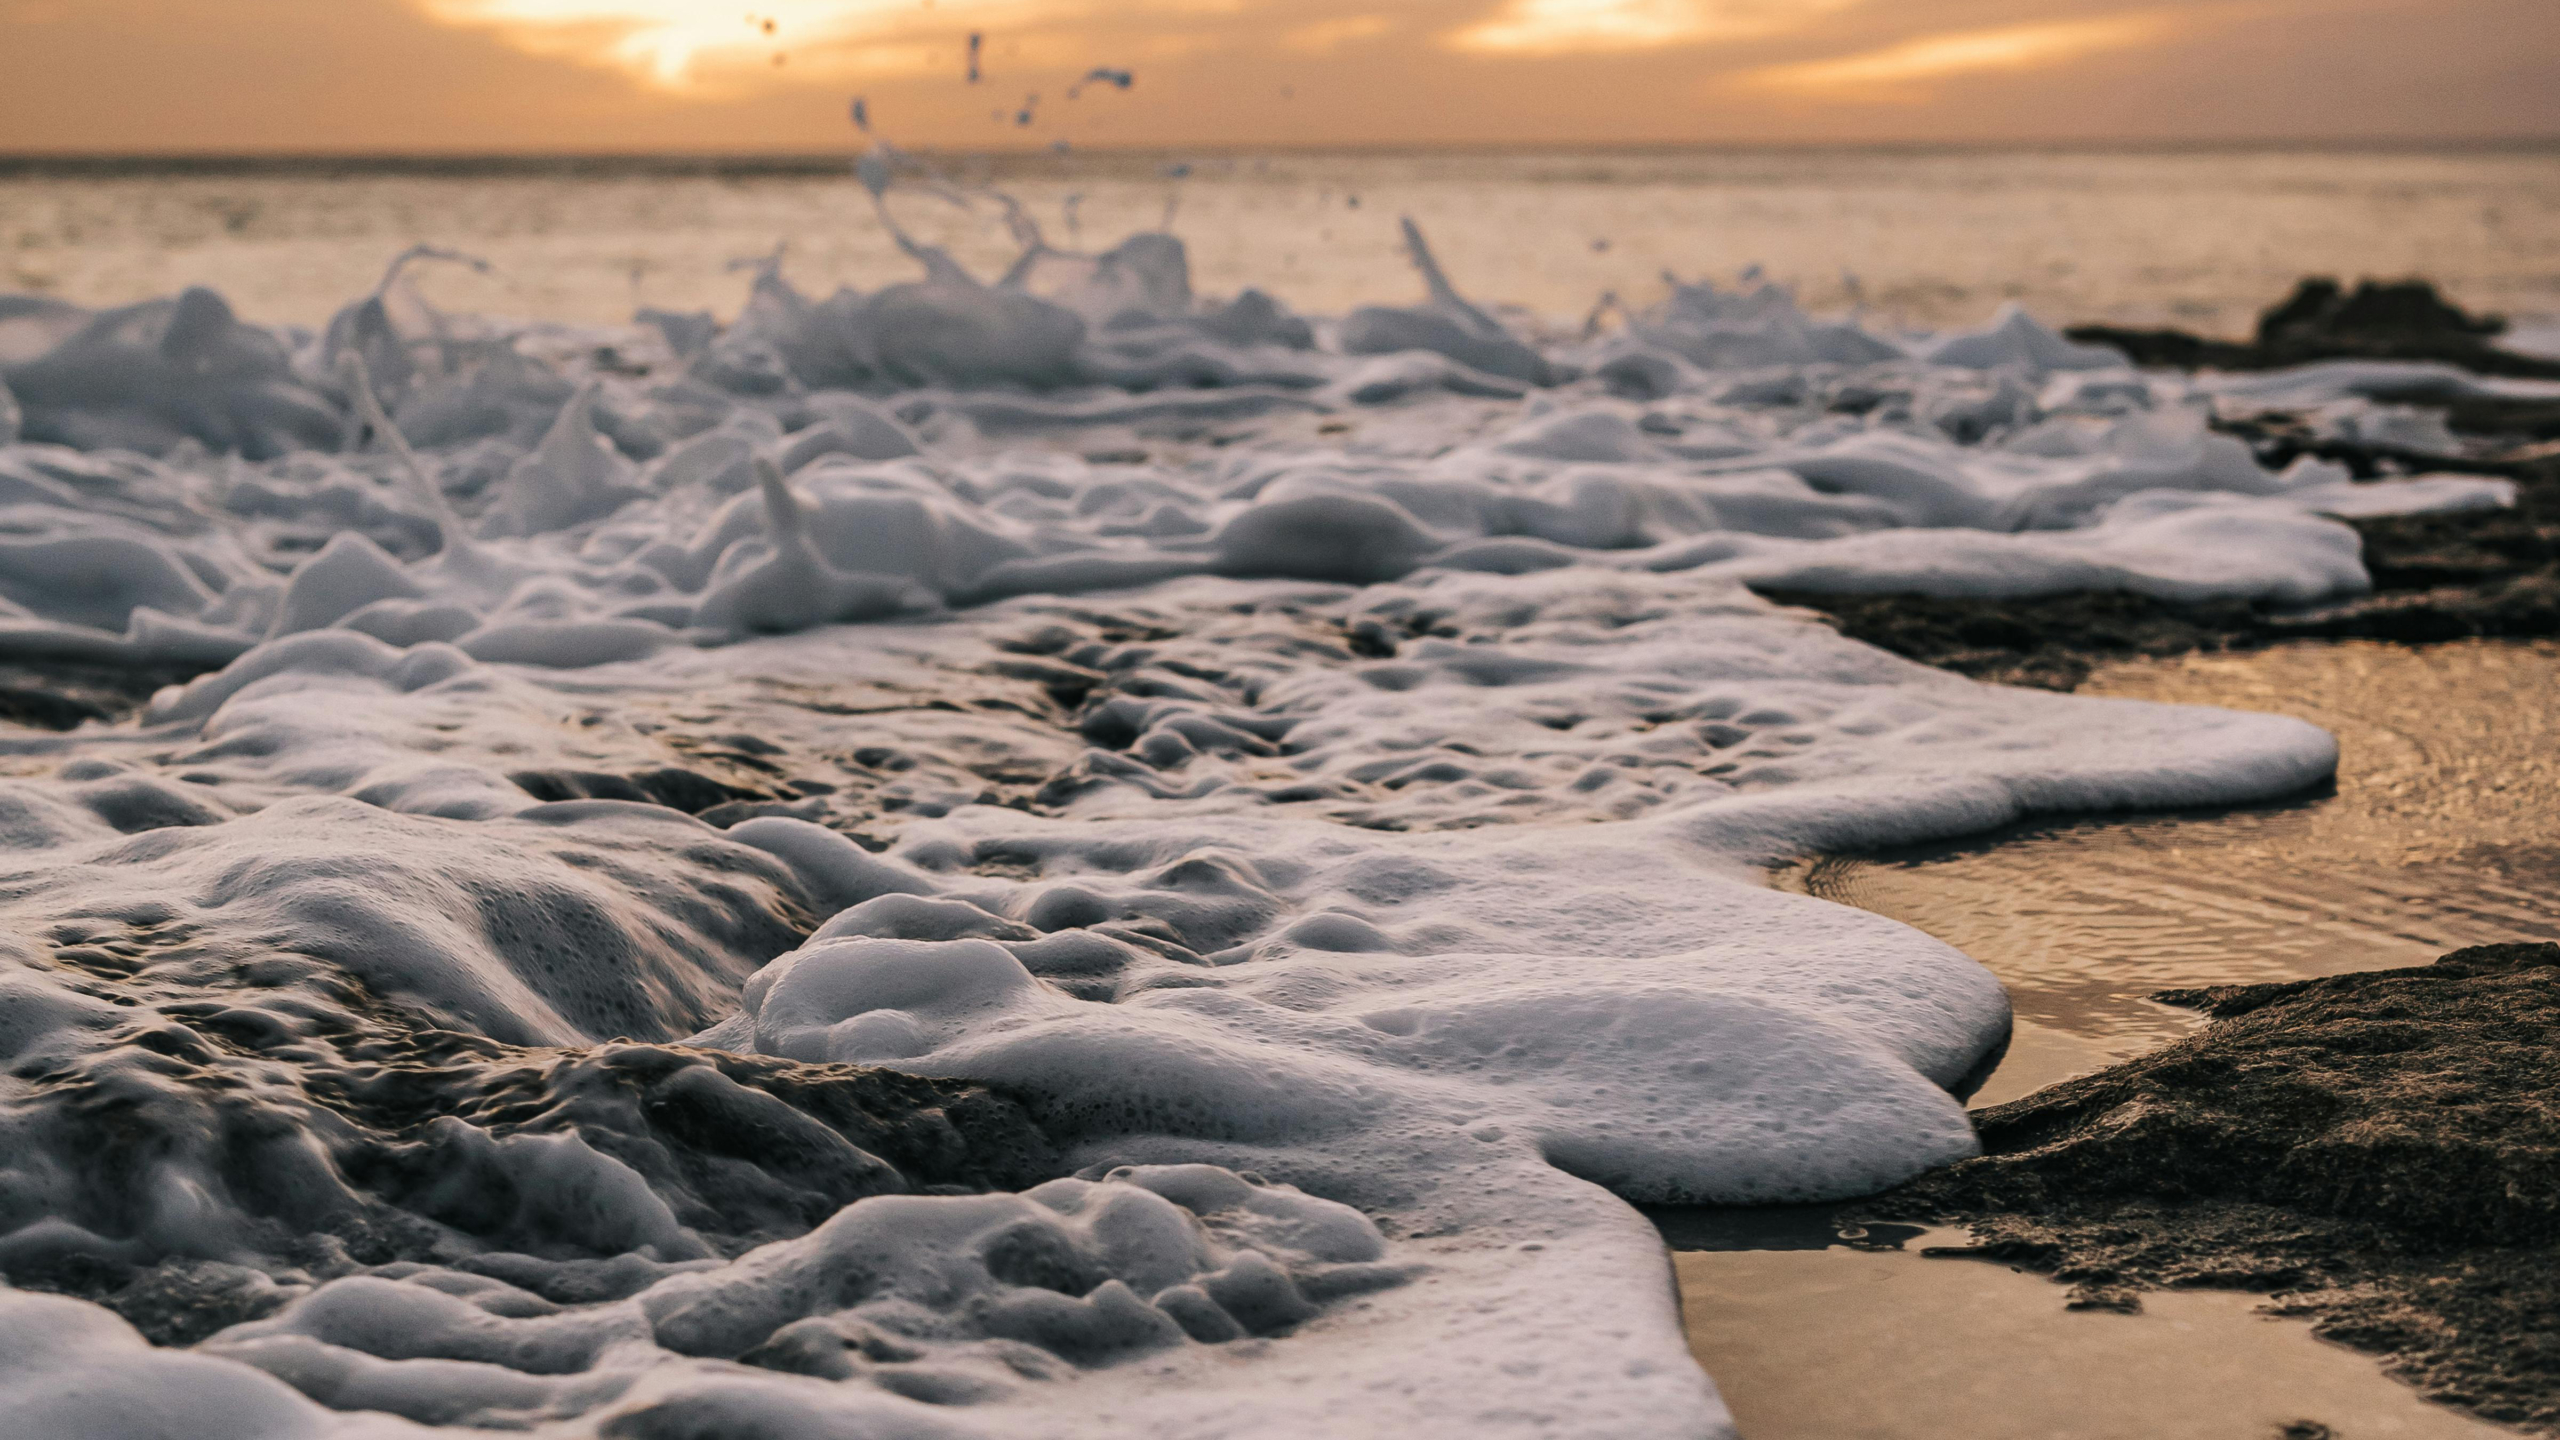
1, 0, 2553, 152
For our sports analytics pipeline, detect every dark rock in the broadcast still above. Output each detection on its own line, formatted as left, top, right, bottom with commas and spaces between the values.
1753, 589, 2258, 692
508, 766, 776, 815
1762, 348, 2560, 691
1865, 943, 2560, 1432
0, 685, 117, 730
1900, 943, 2560, 1242
2068, 276, 2560, 380
0, 660, 206, 730
2258, 277, 2504, 347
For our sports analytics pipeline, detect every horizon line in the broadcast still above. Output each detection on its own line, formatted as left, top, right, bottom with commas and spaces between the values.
4, 134, 2557, 176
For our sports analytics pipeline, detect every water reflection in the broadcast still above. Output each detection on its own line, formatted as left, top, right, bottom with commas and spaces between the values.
1780, 639, 2560, 1105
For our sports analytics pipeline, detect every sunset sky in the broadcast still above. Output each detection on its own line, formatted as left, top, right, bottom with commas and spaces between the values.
2, 0, 2553, 153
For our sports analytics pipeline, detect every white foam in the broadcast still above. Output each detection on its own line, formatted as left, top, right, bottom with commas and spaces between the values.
0, 219, 2497, 675
0, 214, 2413, 1438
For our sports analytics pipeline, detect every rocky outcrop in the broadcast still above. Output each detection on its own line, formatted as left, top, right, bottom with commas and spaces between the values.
1869, 943, 2560, 1432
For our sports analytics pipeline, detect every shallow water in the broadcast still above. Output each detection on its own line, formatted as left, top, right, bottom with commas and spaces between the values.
7, 146, 2557, 332
1781, 638, 2560, 1105
1674, 1226, 2515, 1440
1659, 640, 2560, 1432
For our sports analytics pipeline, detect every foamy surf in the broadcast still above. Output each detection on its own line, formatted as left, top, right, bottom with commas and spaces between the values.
0, 197, 2487, 1438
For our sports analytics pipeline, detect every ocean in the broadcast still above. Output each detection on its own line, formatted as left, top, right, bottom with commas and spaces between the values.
6, 144, 2557, 334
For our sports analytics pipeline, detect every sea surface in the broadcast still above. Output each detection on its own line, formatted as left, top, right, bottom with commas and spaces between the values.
5, 145, 2558, 334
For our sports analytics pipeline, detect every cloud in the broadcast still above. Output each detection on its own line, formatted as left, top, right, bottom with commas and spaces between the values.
1732, 10, 2175, 100
1284, 13, 1393, 54
0, 0, 661, 152
1, 0, 2551, 152
1446, 0, 1857, 56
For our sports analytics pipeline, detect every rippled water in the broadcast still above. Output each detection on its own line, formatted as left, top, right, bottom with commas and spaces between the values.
1782, 639, 2560, 1105
6, 146, 2557, 331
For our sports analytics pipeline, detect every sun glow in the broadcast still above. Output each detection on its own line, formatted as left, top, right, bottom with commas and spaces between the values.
1448, 0, 1854, 56
415, 0, 1032, 88
1283, 14, 1391, 55
1736, 12, 2172, 98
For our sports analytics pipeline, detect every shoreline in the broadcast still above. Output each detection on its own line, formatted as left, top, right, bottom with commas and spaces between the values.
1861, 943, 2560, 1433
1685, 285, 2560, 1434
1667, 631, 2560, 1434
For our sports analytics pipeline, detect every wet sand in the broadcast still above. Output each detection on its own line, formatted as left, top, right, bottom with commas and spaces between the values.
1676, 1227, 2517, 1440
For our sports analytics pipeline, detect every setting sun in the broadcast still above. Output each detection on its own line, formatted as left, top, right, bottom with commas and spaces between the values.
1449, 0, 1854, 55
1, 0, 2548, 151
416, 0, 1017, 87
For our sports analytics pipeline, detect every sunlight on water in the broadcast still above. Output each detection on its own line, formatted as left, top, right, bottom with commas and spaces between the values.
1786, 640, 2560, 1104
6, 148, 2555, 332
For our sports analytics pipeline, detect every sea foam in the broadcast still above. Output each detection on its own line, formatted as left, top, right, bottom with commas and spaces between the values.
0, 200, 2475, 1437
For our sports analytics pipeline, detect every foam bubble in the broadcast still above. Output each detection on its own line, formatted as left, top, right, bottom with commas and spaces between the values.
0, 214, 2413, 1437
